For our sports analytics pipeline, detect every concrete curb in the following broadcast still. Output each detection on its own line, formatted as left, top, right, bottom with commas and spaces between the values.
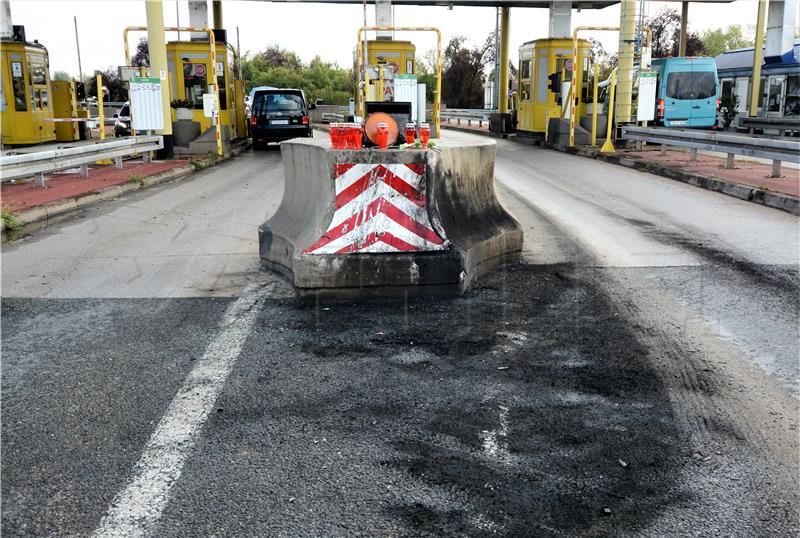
2, 141, 251, 240
441, 125, 799, 216
550, 144, 800, 217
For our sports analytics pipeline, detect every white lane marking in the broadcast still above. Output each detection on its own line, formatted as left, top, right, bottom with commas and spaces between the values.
479, 404, 510, 462
92, 284, 270, 538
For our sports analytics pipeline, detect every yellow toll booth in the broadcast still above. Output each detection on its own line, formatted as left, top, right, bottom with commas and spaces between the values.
165, 40, 244, 138
355, 39, 415, 108
51, 80, 81, 142
516, 38, 592, 135
1, 38, 56, 145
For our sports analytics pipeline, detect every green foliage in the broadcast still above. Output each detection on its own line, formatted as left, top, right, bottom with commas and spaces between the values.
85, 68, 128, 102
701, 25, 754, 57
131, 38, 149, 68
2, 208, 21, 231
129, 175, 145, 187
191, 159, 208, 171
441, 34, 495, 109
242, 46, 353, 105
719, 93, 740, 128
170, 99, 193, 109
52, 70, 72, 81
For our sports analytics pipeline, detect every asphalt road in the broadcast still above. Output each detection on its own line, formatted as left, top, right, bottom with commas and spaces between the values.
3, 131, 798, 537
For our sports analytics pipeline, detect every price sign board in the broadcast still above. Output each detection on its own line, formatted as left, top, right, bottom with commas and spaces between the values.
130, 77, 164, 131
637, 71, 658, 122
203, 93, 218, 118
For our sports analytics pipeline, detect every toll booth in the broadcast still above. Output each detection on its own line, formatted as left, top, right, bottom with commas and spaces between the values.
1, 30, 56, 145
51, 80, 81, 142
165, 40, 244, 138
516, 38, 593, 136
355, 40, 415, 111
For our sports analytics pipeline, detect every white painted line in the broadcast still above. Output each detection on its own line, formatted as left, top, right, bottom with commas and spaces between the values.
92, 284, 270, 538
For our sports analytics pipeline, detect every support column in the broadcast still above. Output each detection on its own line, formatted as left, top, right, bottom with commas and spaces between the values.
146, 0, 174, 159
375, 0, 393, 40
766, 0, 796, 62
616, 0, 637, 123
1, 0, 13, 39
212, 0, 223, 29
678, 1, 688, 56
498, 7, 510, 113
188, 0, 208, 41
548, 1, 571, 38
749, 0, 768, 117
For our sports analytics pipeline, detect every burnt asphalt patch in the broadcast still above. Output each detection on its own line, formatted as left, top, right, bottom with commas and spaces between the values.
154, 264, 686, 537
1, 297, 232, 536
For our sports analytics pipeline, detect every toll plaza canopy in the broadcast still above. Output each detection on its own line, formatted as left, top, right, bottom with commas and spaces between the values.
259, 0, 618, 7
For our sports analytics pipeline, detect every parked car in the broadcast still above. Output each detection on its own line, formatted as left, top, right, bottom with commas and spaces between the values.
651, 57, 720, 128
113, 102, 131, 137
250, 88, 314, 149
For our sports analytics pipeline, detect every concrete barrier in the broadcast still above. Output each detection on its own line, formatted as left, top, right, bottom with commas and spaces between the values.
258, 137, 523, 297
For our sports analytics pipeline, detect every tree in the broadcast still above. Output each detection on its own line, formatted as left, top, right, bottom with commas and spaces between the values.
649, 7, 681, 58
85, 68, 128, 102
51, 70, 72, 81
588, 38, 617, 79
131, 38, 149, 67
441, 34, 495, 108
701, 24, 754, 57
670, 29, 706, 57
240, 46, 353, 105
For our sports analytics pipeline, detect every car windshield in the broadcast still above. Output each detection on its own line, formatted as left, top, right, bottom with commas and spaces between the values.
253, 92, 304, 115
119, 104, 130, 117
666, 71, 717, 100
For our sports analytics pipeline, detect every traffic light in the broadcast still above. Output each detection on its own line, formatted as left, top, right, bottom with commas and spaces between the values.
548, 72, 561, 94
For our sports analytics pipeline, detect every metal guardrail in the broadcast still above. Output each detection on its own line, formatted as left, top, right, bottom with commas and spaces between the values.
440, 108, 493, 127
0, 135, 163, 187
622, 126, 800, 178
739, 116, 800, 136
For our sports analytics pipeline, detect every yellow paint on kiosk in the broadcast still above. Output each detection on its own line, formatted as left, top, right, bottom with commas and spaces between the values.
165, 40, 240, 136
1, 40, 56, 145
516, 38, 592, 136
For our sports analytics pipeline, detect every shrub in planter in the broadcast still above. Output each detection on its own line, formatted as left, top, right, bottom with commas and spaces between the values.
719, 94, 740, 129
171, 99, 194, 120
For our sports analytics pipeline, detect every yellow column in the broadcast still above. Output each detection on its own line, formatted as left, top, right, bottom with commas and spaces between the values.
145, 0, 173, 158
678, 1, 688, 56
498, 7, 510, 113
616, 0, 636, 123
749, 0, 768, 117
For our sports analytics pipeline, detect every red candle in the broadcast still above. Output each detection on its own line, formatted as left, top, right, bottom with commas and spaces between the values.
404, 123, 416, 145
376, 122, 389, 149
419, 123, 430, 149
349, 123, 363, 149
329, 122, 345, 149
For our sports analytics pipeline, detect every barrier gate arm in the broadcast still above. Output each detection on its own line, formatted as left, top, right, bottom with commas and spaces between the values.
568, 26, 650, 147
124, 26, 223, 157
356, 26, 442, 137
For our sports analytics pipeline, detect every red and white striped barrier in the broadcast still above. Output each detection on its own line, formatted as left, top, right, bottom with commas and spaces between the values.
304, 163, 447, 254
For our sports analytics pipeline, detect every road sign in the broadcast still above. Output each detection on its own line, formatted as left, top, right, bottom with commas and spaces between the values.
637, 72, 658, 122
565, 59, 573, 71
129, 77, 164, 131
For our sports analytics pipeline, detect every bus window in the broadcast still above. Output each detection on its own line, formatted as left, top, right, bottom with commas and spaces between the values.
10, 61, 26, 111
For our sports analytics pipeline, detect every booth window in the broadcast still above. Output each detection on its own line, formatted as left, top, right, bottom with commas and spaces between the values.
10, 61, 26, 111
521, 82, 531, 101
520, 60, 530, 80
216, 64, 226, 109
183, 63, 207, 109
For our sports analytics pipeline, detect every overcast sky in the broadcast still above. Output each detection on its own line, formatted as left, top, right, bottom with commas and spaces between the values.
8, 0, 773, 78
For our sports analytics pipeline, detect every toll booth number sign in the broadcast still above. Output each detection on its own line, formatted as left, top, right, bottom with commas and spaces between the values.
129, 77, 164, 131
